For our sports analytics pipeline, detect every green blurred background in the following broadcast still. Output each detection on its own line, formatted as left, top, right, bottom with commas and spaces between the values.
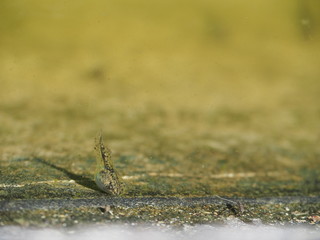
1, 0, 320, 197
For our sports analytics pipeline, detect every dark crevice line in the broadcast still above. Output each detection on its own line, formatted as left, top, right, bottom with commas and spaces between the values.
1, 196, 320, 211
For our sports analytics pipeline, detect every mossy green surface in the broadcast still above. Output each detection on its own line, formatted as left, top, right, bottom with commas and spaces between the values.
1, 0, 320, 226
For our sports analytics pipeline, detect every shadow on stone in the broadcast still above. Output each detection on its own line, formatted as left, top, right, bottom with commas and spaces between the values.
34, 158, 102, 192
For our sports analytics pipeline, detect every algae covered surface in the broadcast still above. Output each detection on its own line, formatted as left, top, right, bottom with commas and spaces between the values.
1, 0, 320, 226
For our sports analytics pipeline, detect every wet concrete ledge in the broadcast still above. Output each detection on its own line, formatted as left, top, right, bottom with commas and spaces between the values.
2, 196, 320, 211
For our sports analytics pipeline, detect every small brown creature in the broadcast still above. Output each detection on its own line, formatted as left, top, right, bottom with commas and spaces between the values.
94, 133, 124, 195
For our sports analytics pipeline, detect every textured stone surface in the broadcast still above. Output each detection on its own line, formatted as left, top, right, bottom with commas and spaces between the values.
1, 0, 320, 227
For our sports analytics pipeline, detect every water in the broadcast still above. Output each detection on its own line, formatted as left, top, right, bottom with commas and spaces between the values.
1, 220, 319, 240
